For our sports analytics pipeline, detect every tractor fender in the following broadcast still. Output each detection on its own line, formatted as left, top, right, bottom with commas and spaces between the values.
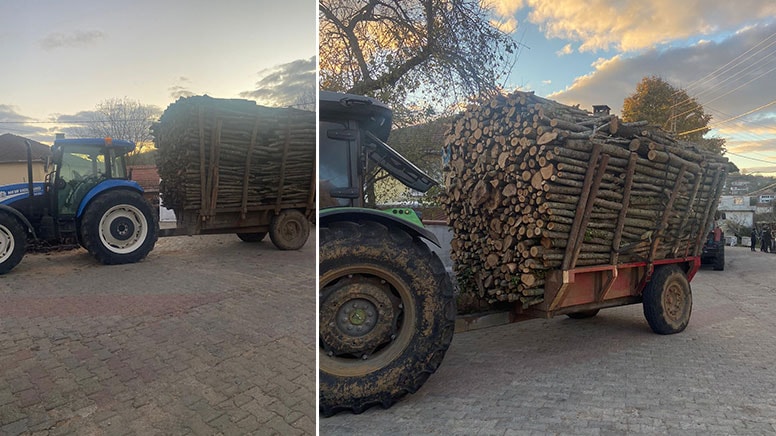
320, 207, 441, 247
76, 180, 144, 218
0, 204, 37, 239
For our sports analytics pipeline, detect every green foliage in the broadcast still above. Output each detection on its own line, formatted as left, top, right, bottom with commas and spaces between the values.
622, 76, 724, 154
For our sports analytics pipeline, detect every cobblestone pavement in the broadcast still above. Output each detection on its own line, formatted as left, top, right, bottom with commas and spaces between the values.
0, 234, 315, 435
321, 247, 776, 435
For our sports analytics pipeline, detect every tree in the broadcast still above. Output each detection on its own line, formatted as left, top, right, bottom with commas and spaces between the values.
622, 76, 724, 154
71, 98, 161, 164
320, 0, 517, 206
319, 0, 516, 121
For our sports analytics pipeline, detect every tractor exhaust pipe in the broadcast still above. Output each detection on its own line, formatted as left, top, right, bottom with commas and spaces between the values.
25, 140, 34, 198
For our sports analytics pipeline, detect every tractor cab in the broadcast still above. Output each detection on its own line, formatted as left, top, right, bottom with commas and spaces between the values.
319, 91, 436, 209
50, 138, 135, 217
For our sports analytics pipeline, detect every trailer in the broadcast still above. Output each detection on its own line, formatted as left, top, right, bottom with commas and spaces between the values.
153, 96, 315, 250
319, 90, 729, 416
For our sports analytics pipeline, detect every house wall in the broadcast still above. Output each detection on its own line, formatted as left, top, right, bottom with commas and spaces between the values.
0, 162, 48, 185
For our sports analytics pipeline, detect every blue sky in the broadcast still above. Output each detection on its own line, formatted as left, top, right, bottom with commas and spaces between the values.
488, 0, 776, 175
0, 0, 316, 143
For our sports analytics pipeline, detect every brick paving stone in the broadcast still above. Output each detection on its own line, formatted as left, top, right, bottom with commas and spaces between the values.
320, 247, 776, 435
0, 234, 315, 434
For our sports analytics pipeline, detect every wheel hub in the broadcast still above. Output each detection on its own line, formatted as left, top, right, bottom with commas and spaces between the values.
110, 217, 135, 241
664, 284, 684, 320
320, 276, 399, 356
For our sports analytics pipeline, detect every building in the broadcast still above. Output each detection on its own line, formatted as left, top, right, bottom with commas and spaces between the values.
0, 133, 51, 185
728, 179, 751, 195
718, 195, 756, 227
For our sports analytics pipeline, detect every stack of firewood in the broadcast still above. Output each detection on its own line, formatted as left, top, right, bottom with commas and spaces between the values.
153, 96, 315, 216
441, 90, 728, 307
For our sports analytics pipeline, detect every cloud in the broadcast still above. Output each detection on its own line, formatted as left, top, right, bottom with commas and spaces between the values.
556, 43, 573, 56
239, 56, 316, 109
0, 105, 55, 142
541, 79, 552, 85
40, 30, 105, 50
494, 0, 776, 52
549, 22, 776, 116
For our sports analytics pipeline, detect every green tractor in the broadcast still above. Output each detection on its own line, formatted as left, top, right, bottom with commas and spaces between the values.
318, 91, 455, 415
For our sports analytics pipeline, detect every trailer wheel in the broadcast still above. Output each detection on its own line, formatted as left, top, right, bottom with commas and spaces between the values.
236, 232, 267, 243
269, 209, 310, 250
319, 220, 455, 416
642, 265, 692, 334
0, 212, 26, 274
81, 190, 158, 265
567, 309, 600, 319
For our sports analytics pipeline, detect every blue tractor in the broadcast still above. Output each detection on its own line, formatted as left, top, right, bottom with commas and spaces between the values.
319, 91, 455, 415
0, 137, 157, 274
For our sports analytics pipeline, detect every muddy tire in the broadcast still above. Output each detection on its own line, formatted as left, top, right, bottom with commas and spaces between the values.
0, 212, 26, 274
319, 220, 455, 416
566, 309, 600, 319
81, 190, 158, 265
642, 265, 692, 334
269, 209, 310, 250
237, 232, 267, 243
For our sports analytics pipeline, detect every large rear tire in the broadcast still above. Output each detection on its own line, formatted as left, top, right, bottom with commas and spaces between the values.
319, 220, 455, 416
642, 265, 692, 334
0, 212, 26, 274
80, 190, 158, 265
713, 248, 725, 271
269, 209, 310, 250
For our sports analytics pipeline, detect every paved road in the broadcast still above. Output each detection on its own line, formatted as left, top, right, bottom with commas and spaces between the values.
0, 234, 315, 435
321, 246, 776, 435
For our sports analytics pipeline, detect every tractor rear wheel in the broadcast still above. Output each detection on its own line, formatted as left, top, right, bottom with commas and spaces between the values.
319, 220, 455, 416
642, 265, 692, 334
237, 232, 267, 243
269, 209, 310, 250
81, 190, 158, 265
0, 212, 26, 274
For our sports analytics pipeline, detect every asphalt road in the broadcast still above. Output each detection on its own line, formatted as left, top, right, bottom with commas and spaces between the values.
0, 234, 316, 435
321, 246, 776, 435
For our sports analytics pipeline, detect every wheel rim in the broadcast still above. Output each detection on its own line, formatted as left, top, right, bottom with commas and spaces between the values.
280, 216, 303, 242
662, 281, 686, 322
98, 204, 148, 254
320, 265, 416, 377
0, 224, 14, 263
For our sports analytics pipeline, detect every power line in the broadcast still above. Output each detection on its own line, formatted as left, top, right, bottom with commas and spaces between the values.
674, 30, 776, 97
0, 119, 153, 124
725, 150, 776, 164
678, 98, 776, 136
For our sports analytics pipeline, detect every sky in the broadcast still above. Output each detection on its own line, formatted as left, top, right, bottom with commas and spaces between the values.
488, 0, 776, 176
0, 0, 316, 144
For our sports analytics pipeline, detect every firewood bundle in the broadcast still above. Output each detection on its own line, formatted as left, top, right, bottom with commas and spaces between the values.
153, 96, 315, 217
441, 90, 728, 307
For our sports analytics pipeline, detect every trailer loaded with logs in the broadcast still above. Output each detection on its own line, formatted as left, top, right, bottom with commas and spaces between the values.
319, 90, 729, 416
153, 96, 315, 249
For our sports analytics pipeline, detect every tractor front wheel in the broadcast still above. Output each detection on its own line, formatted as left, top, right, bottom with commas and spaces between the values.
81, 190, 158, 265
319, 220, 455, 416
0, 212, 26, 274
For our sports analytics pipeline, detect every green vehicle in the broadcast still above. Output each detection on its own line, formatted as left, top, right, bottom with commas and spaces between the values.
318, 91, 455, 415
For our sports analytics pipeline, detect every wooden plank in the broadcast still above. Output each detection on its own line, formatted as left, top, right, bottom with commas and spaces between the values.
561, 141, 602, 271
610, 152, 638, 265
